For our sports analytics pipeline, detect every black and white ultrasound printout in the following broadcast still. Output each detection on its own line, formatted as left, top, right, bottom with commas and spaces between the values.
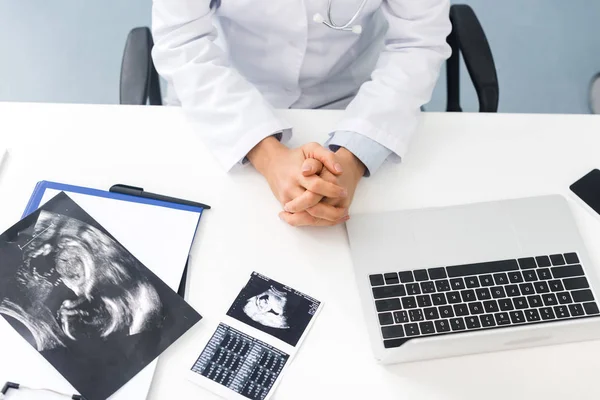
226, 272, 321, 347
191, 323, 289, 400
0, 192, 202, 400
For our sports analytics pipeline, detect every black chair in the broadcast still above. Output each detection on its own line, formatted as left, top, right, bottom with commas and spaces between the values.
120, 4, 498, 112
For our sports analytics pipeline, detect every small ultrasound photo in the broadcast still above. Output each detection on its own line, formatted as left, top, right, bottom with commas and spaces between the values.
226, 272, 321, 347
0, 192, 202, 400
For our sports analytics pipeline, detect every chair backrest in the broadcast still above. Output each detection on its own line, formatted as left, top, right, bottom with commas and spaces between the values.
446, 4, 499, 113
120, 27, 162, 106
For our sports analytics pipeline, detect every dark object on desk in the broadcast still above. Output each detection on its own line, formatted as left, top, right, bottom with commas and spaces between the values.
446, 4, 499, 113
119, 6, 498, 114
570, 169, 600, 216
0, 192, 201, 400
2, 381, 84, 399
110, 184, 211, 209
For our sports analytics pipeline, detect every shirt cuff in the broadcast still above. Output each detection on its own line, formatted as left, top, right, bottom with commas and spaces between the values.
325, 131, 393, 177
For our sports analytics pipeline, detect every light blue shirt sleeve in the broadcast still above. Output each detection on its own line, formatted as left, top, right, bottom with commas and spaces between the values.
325, 131, 393, 177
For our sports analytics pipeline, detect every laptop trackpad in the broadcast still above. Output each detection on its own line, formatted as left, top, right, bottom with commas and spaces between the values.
411, 203, 521, 267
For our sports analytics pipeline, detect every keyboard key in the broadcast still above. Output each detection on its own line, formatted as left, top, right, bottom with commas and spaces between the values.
384, 272, 399, 284
523, 270, 538, 282
399, 271, 414, 283
568, 303, 585, 317
572, 289, 594, 302
493, 273, 509, 285
439, 305, 454, 318
491, 286, 506, 299
480, 314, 496, 327
537, 268, 552, 280
424, 307, 439, 320
550, 254, 566, 266
453, 304, 469, 316
417, 295, 432, 307
535, 255, 551, 267
534, 281, 550, 294
461, 289, 476, 302
420, 281, 436, 294
484, 300, 499, 313
465, 316, 481, 329
554, 305, 570, 318
510, 310, 526, 323
499, 298, 514, 311
450, 278, 466, 290
469, 302, 484, 315
527, 295, 542, 308
447, 291, 462, 304
435, 279, 451, 292
450, 318, 466, 331
406, 283, 421, 295
404, 323, 420, 336
401, 296, 417, 309
540, 307, 555, 320
476, 288, 491, 300
513, 297, 528, 309
378, 312, 393, 325
584, 302, 600, 315
520, 283, 535, 296
414, 269, 429, 281
551, 264, 584, 279
435, 319, 451, 332
525, 309, 541, 322
495, 312, 510, 325
505, 285, 521, 297
564, 277, 590, 290
428, 267, 447, 280
376, 298, 401, 312
508, 271, 524, 283
372, 284, 406, 299
549, 280, 564, 292
370, 274, 384, 286
409, 309, 424, 322
557, 292, 573, 304
542, 293, 558, 306
431, 293, 447, 305
447, 259, 518, 277
393, 310, 409, 323
479, 274, 494, 287
518, 257, 537, 269
419, 321, 435, 334
564, 252, 579, 264
381, 325, 405, 339
465, 276, 480, 288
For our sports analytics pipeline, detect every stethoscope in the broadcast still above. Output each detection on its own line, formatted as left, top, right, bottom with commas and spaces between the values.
313, 0, 368, 34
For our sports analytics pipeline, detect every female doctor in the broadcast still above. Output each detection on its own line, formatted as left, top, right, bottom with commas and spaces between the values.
151, 0, 451, 227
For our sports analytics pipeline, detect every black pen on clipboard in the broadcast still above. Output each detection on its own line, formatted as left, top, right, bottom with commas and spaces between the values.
109, 184, 211, 210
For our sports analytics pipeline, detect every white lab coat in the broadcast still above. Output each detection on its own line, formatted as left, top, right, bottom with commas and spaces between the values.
151, 0, 451, 170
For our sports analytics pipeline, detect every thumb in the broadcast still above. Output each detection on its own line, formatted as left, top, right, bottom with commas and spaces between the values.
301, 158, 324, 177
306, 146, 344, 176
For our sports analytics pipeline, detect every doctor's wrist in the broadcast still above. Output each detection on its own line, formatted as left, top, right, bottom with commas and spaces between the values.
248, 136, 286, 175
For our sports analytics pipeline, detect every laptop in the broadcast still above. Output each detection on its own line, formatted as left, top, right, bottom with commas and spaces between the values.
346, 195, 600, 364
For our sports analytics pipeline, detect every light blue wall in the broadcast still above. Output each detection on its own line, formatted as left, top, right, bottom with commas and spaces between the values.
1, 0, 599, 113
427, 0, 600, 114
0, 0, 150, 104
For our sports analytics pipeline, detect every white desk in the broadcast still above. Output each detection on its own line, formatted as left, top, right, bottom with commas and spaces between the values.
1, 102, 600, 400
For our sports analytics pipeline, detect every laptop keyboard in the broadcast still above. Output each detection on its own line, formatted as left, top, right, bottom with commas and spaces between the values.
369, 252, 600, 349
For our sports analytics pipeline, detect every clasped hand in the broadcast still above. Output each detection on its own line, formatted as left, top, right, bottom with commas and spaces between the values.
248, 137, 365, 227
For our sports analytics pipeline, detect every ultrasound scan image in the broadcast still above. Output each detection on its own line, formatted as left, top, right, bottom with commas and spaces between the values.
227, 273, 321, 347
0, 192, 202, 400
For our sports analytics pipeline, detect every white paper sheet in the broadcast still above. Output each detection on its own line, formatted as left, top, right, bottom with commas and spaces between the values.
0, 187, 202, 400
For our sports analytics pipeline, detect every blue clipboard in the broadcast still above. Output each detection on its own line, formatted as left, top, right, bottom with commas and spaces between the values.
22, 181, 204, 297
